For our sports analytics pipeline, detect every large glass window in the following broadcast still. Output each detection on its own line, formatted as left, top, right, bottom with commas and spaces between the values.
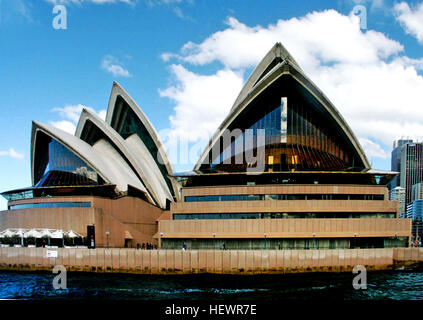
10, 202, 91, 210
173, 212, 394, 220
35, 138, 102, 187
184, 194, 384, 202
199, 75, 363, 173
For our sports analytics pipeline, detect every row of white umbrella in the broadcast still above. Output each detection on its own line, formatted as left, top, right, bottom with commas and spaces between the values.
0, 228, 82, 239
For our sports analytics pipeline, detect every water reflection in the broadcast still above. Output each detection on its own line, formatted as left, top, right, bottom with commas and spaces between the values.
0, 271, 422, 300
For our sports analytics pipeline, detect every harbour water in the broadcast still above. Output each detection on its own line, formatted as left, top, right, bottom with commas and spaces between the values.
0, 270, 422, 300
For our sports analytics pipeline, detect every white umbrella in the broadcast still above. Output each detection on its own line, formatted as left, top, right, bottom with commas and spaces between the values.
50, 230, 64, 239
66, 230, 82, 238
65, 230, 82, 246
0, 229, 17, 238
24, 229, 42, 238
39, 229, 52, 238
14, 229, 25, 237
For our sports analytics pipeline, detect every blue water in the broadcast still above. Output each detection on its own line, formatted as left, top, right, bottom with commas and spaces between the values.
0, 271, 422, 300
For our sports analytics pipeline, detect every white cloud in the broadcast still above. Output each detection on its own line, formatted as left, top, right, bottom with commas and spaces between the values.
359, 138, 389, 159
161, 10, 423, 163
101, 55, 131, 77
52, 104, 88, 122
350, 0, 385, 11
394, 2, 423, 44
164, 13, 402, 70
50, 104, 106, 134
0, 148, 24, 160
49, 120, 77, 134
393, 56, 423, 70
159, 65, 243, 143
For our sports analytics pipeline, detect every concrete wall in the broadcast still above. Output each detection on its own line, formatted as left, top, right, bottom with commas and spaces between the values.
182, 184, 389, 197
174, 184, 397, 216
158, 218, 412, 239
0, 207, 97, 236
1, 247, 422, 275
0, 195, 163, 248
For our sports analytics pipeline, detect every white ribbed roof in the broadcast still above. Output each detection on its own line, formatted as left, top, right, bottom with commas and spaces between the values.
76, 108, 172, 208
31, 121, 148, 194
194, 42, 370, 172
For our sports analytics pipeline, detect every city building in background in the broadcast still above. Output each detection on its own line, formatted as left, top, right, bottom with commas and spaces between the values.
390, 140, 423, 205
389, 139, 413, 191
406, 200, 423, 221
0, 43, 411, 249
412, 182, 423, 201
406, 200, 423, 245
391, 187, 406, 218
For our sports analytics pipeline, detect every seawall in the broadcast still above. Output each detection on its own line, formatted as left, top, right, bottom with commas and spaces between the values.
0, 247, 422, 274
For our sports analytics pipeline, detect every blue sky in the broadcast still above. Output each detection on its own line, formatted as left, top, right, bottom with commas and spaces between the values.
1, 0, 423, 210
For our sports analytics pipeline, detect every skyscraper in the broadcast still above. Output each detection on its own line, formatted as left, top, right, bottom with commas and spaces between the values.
412, 182, 423, 201
391, 186, 406, 217
389, 139, 413, 191
401, 143, 423, 205
390, 140, 423, 205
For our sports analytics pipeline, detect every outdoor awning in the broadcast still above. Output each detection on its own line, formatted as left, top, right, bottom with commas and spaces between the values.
66, 230, 82, 238
124, 231, 133, 239
0, 228, 83, 239
39, 229, 52, 238
24, 229, 42, 238
50, 230, 64, 239
0, 229, 15, 238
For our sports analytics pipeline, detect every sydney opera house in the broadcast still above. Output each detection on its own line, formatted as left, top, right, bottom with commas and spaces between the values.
0, 43, 411, 249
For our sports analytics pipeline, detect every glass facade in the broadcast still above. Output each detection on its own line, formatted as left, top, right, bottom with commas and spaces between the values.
184, 194, 384, 202
401, 143, 423, 205
406, 200, 423, 222
34, 137, 103, 187
10, 202, 91, 210
173, 212, 394, 220
214, 97, 288, 167
200, 76, 362, 173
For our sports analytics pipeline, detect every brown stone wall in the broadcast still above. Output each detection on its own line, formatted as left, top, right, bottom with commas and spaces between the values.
92, 197, 162, 239
182, 184, 389, 197
172, 200, 397, 214
1, 247, 422, 274
0, 195, 163, 248
158, 218, 412, 239
173, 184, 397, 215
0, 207, 96, 235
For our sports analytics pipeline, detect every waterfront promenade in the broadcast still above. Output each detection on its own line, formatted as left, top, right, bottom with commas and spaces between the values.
0, 247, 423, 274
